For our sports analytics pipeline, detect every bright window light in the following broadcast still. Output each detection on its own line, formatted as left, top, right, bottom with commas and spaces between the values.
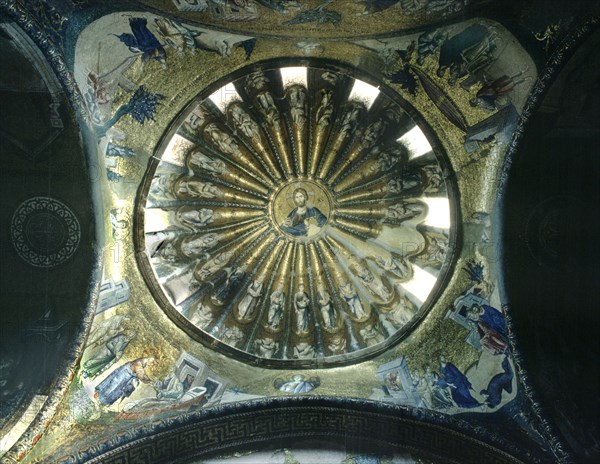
397, 126, 432, 159
161, 134, 194, 167
420, 197, 451, 230
209, 83, 241, 112
280, 66, 308, 87
400, 265, 437, 303
348, 78, 380, 109
145, 208, 173, 234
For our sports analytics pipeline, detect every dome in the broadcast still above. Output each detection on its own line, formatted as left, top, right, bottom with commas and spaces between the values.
139, 62, 456, 366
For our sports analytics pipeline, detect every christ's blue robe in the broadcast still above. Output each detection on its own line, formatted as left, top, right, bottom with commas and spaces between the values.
280, 206, 326, 236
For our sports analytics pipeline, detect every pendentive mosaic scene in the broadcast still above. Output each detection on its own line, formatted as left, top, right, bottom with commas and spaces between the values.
0, 1, 598, 463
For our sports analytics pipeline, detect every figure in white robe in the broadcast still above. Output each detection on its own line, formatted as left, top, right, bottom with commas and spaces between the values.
229, 103, 260, 141
176, 179, 222, 199
177, 208, 214, 228
188, 302, 213, 329
220, 326, 244, 348
197, 251, 233, 281
204, 123, 243, 158
327, 334, 347, 355
353, 263, 392, 301
254, 337, 278, 359
340, 281, 368, 319
360, 323, 385, 347
317, 284, 336, 329
387, 295, 415, 327
316, 89, 334, 129
288, 86, 307, 127
181, 233, 219, 257
237, 277, 263, 320
189, 152, 227, 175
294, 283, 310, 334
375, 254, 412, 281
267, 283, 285, 329
293, 342, 316, 359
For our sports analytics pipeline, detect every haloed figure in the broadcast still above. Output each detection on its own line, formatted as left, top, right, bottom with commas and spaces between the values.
281, 188, 326, 237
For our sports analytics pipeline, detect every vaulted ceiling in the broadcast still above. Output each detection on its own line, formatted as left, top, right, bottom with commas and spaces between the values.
0, 1, 598, 463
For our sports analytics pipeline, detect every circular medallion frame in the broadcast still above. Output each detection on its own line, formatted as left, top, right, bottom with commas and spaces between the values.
270, 179, 333, 241
11, 196, 81, 268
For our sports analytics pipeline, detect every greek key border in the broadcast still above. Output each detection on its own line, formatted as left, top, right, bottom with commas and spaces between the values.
60, 399, 527, 464
0, 2, 596, 462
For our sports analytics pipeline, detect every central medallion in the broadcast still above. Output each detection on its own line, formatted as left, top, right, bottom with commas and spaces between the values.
272, 179, 332, 240
139, 62, 455, 366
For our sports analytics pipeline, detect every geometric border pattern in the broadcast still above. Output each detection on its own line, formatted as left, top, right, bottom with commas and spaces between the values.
0, 0, 595, 461
60, 399, 530, 464
11, 196, 80, 268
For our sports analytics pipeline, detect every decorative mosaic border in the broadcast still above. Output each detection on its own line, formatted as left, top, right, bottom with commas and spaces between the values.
0, 0, 91, 125
11, 196, 81, 268
0, 2, 595, 462
54, 398, 529, 464
494, 16, 600, 464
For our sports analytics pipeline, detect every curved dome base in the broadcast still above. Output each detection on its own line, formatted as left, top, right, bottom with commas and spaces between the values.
138, 62, 456, 367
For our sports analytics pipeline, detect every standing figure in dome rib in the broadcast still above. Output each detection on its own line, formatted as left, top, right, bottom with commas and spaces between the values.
212, 264, 246, 306
254, 337, 278, 359
237, 276, 264, 320
188, 302, 213, 329
177, 207, 214, 228
280, 188, 326, 237
196, 251, 233, 282
294, 283, 310, 334
181, 233, 220, 257
175, 178, 222, 199
288, 86, 307, 127
327, 334, 347, 354
338, 103, 361, 137
375, 254, 412, 281
340, 280, 368, 319
204, 123, 243, 158
316, 89, 334, 129
317, 283, 336, 329
229, 103, 261, 141
189, 152, 227, 175
351, 261, 393, 302
266, 282, 285, 329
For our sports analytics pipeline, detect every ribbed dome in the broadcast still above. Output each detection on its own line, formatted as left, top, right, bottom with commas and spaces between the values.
140, 63, 455, 366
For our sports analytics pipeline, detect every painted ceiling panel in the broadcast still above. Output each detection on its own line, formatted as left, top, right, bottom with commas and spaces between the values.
0, 1, 598, 463
138, 0, 485, 39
